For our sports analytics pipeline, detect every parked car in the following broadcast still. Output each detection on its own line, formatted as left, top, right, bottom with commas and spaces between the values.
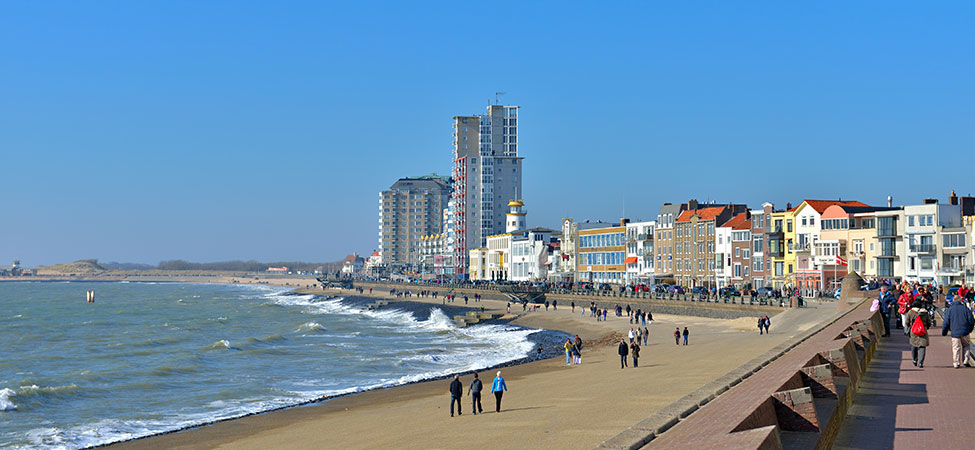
756, 287, 775, 297
691, 286, 707, 295
719, 287, 742, 297
669, 286, 685, 294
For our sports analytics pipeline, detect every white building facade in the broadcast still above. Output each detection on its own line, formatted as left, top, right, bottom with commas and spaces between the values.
625, 220, 656, 284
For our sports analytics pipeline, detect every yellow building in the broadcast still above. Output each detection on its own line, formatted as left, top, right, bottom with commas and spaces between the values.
768, 207, 798, 289
577, 221, 627, 284
468, 248, 488, 280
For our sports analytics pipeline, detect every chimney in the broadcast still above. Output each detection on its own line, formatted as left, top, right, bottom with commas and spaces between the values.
786, 202, 792, 210
688, 199, 699, 211
887, 196, 892, 207
923, 198, 938, 205
620, 218, 630, 226
950, 190, 958, 205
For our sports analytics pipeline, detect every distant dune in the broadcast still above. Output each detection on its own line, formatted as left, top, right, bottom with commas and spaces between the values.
36, 259, 107, 275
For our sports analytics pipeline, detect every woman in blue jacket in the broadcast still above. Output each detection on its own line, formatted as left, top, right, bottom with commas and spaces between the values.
491, 371, 508, 413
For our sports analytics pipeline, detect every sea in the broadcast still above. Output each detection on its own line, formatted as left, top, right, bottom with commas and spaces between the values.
0, 282, 568, 449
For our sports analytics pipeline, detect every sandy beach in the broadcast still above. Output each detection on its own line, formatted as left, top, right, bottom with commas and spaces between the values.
108, 287, 838, 450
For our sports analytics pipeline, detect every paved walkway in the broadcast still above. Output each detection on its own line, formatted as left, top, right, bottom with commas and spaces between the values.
834, 318, 975, 450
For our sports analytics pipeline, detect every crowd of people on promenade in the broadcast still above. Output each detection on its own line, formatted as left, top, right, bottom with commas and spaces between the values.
875, 281, 975, 369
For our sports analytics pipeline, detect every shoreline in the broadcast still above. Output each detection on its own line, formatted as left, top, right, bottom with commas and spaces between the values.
85, 285, 596, 449
93, 295, 577, 448
106, 284, 839, 450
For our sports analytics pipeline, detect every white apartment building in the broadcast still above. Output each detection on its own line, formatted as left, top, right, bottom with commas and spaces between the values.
509, 228, 557, 282
625, 220, 656, 284
904, 201, 964, 285
715, 220, 733, 288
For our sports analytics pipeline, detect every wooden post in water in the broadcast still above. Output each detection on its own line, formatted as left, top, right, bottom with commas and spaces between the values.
86, 290, 94, 303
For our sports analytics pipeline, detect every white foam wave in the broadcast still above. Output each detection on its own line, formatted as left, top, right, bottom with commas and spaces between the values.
296, 321, 325, 332
1, 387, 17, 411
205, 340, 231, 350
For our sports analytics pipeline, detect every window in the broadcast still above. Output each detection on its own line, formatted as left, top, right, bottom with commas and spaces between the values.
787, 220, 792, 233
801, 217, 807, 226
908, 215, 915, 226
877, 258, 893, 277
735, 248, 741, 258
943, 234, 966, 248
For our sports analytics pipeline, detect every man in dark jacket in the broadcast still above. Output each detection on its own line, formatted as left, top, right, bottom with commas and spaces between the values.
468, 373, 483, 414
941, 300, 975, 368
618, 339, 629, 369
878, 286, 897, 337
449, 375, 463, 416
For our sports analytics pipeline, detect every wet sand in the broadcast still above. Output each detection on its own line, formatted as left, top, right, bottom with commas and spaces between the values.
109, 289, 837, 450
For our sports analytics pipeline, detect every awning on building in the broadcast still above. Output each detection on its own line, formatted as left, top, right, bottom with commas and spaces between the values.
624, 256, 638, 264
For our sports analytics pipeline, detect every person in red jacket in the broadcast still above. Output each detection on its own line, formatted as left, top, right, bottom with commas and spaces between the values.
897, 289, 914, 335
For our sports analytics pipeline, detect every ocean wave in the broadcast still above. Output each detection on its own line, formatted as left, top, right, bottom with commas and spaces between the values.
1, 384, 86, 412
204, 340, 232, 350
1, 387, 16, 411
296, 322, 325, 332
150, 365, 201, 377
245, 334, 286, 344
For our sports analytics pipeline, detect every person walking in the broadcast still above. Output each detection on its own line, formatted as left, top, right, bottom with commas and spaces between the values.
682, 327, 689, 345
674, 327, 681, 345
628, 328, 635, 344
449, 375, 463, 417
642, 326, 649, 346
630, 340, 641, 368
574, 335, 583, 364
571, 301, 575, 313
468, 373, 484, 414
897, 288, 913, 334
878, 285, 897, 337
552, 299, 557, 310
491, 371, 507, 412
905, 301, 932, 368
763, 316, 770, 335
618, 338, 629, 368
603, 309, 608, 321
758, 316, 765, 335
941, 297, 975, 368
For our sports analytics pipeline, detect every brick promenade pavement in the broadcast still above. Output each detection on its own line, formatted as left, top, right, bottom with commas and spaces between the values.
833, 319, 975, 450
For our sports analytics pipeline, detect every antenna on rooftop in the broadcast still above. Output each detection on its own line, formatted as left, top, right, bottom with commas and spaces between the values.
495, 91, 506, 105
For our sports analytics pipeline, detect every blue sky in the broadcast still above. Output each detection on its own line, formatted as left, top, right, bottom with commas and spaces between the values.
1, 1, 973, 265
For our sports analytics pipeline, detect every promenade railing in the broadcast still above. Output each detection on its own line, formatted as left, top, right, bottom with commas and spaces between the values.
351, 280, 825, 308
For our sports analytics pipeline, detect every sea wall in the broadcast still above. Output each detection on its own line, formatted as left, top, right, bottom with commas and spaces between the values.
350, 282, 785, 320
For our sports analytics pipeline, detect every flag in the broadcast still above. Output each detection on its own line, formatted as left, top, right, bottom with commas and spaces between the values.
835, 255, 848, 266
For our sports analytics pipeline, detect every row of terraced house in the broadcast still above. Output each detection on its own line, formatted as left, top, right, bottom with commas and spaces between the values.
399, 191, 975, 291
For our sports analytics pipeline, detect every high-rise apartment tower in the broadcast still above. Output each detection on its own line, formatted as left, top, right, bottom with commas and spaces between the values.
451, 104, 522, 278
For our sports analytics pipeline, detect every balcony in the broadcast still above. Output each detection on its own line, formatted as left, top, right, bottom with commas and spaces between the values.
937, 266, 965, 276
789, 243, 811, 252
910, 244, 936, 253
